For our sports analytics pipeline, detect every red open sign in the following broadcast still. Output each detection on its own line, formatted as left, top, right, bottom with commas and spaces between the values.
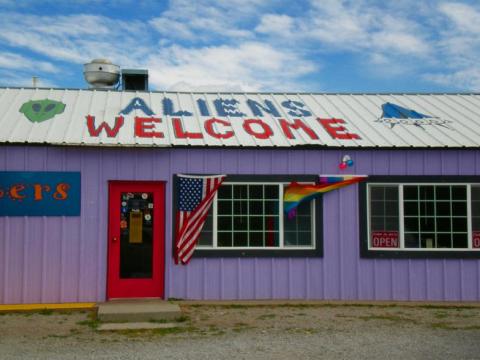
371, 231, 399, 248
473, 231, 480, 249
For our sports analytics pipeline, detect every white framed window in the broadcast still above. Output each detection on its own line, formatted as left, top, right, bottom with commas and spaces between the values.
197, 182, 316, 250
367, 183, 480, 251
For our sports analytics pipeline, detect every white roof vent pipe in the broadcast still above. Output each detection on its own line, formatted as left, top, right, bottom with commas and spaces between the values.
83, 59, 120, 89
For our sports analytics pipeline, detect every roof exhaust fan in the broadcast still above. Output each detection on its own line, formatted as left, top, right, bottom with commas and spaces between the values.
83, 59, 120, 89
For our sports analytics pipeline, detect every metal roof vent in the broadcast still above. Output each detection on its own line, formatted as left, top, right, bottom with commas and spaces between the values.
83, 59, 120, 89
121, 69, 148, 91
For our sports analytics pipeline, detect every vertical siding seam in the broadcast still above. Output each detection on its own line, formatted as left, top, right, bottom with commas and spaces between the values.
339, 191, 344, 299
60, 145, 67, 302
320, 151, 328, 300
185, 267, 189, 299
220, 258, 224, 300
355, 188, 361, 299
389, 260, 393, 300
442, 259, 447, 301
270, 258, 274, 299
2, 218, 9, 303
460, 260, 464, 301
237, 258, 241, 299
425, 260, 430, 300
407, 260, 412, 300
97, 151, 104, 302
21, 217, 28, 303
168, 150, 173, 299
77, 151, 84, 301
60, 217, 65, 302
253, 258, 257, 299
41, 216, 47, 302
478, 260, 480, 300
306, 258, 310, 299
203, 258, 206, 300
167, 151, 173, 299
288, 258, 291, 300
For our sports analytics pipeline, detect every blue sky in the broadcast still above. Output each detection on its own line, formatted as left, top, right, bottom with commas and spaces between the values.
0, 0, 479, 92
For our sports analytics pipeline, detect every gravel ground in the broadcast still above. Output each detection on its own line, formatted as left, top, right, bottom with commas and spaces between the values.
1, 304, 480, 359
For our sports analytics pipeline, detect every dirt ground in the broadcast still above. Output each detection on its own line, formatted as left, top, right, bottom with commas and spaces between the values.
1, 303, 480, 359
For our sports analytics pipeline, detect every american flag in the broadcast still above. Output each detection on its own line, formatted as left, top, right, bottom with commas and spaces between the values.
175, 174, 225, 264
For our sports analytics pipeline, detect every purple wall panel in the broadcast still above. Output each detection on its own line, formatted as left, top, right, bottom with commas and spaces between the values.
444, 262, 462, 301
322, 191, 341, 300
391, 261, 409, 301
460, 261, 477, 301
272, 259, 289, 299
219, 259, 238, 300
287, 259, 305, 299
2, 146, 480, 303
255, 259, 273, 299
373, 260, 392, 300
425, 260, 444, 300
23, 218, 41, 303
238, 259, 255, 299
203, 259, 221, 300
409, 261, 428, 300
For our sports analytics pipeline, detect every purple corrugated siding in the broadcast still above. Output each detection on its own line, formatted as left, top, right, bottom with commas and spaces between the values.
1, 146, 480, 303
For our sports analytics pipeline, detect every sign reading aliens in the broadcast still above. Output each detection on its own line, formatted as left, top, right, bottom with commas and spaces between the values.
376, 102, 452, 130
19, 99, 65, 123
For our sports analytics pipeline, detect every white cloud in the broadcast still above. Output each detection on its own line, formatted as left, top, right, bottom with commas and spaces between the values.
439, 2, 480, 34
149, 0, 265, 42
1, 0, 480, 92
256, 1, 430, 57
0, 52, 57, 73
424, 67, 480, 91
420, 2, 480, 90
0, 6, 317, 92
146, 42, 316, 92
371, 31, 429, 56
0, 13, 151, 65
255, 14, 294, 36
0, 69, 58, 88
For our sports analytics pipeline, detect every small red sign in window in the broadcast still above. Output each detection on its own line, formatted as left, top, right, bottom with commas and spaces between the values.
371, 231, 399, 248
473, 231, 480, 248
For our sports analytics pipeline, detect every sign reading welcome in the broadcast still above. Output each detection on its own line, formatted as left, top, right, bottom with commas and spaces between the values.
0, 172, 80, 216
85, 97, 362, 142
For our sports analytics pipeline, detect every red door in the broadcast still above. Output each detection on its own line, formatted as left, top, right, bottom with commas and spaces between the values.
107, 181, 165, 299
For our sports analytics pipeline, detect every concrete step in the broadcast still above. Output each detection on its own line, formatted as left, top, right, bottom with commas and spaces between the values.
97, 299, 182, 323
98, 322, 182, 331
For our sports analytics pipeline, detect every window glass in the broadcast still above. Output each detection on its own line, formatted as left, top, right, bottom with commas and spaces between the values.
403, 185, 468, 249
369, 185, 399, 248
284, 201, 313, 246
197, 212, 213, 246
369, 183, 477, 251
472, 186, 480, 248
197, 182, 314, 249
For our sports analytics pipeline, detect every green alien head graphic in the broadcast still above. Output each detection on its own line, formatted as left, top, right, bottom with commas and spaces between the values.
19, 99, 66, 123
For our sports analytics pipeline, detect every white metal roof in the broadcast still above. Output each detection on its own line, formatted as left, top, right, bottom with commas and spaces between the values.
1, 88, 480, 148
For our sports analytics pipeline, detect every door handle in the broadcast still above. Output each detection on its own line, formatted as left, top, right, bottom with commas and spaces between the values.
112, 236, 118, 242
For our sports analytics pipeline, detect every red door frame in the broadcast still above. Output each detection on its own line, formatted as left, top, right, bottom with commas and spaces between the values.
107, 181, 165, 299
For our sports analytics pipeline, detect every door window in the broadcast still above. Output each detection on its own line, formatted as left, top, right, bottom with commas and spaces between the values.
120, 192, 154, 278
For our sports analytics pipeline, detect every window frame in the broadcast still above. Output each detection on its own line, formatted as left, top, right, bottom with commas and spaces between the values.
360, 176, 480, 259
172, 174, 323, 258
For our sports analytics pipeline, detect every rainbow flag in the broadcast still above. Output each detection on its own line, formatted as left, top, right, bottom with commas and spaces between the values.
284, 175, 367, 218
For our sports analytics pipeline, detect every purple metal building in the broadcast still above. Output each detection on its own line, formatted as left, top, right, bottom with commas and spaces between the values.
1, 88, 480, 304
